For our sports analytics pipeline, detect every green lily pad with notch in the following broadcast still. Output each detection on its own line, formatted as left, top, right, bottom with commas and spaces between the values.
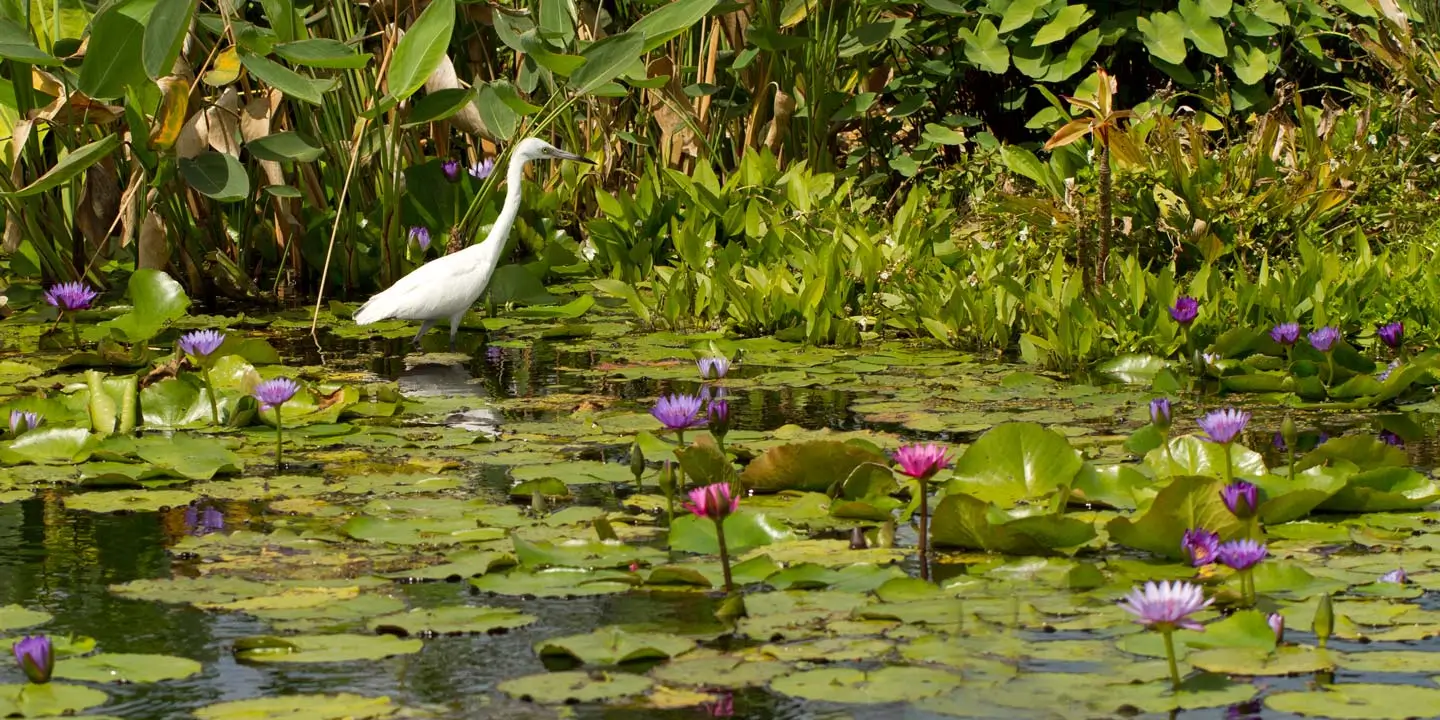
54, 653, 202, 683
194, 693, 400, 719
535, 627, 696, 665
249, 594, 408, 634
233, 633, 422, 663
1106, 475, 1244, 559
340, 515, 505, 546
470, 568, 636, 597
1, 428, 98, 466
1253, 465, 1350, 524
497, 670, 653, 704
133, 435, 242, 480
101, 269, 191, 344
1072, 463, 1149, 510
668, 510, 797, 556
367, 606, 536, 636
944, 423, 1083, 505
108, 576, 277, 605
761, 636, 893, 662
0, 605, 51, 631
930, 492, 1096, 555
1318, 466, 1440, 512
64, 489, 198, 513
1265, 683, 1440, 719
0, 683, 109, 717
770, 665, 962, 704
1116, 610, 1269, 659
649, 654, 792, 688
739, 440, 888, 493
383, 550, 516, 581
512, 535, 667, 569
767, 563, 906, 592
1187, 645, 1335, 676
1146, 435, 1268, 480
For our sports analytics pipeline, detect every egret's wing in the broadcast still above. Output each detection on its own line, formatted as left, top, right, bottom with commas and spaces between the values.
354, 254, 475, 324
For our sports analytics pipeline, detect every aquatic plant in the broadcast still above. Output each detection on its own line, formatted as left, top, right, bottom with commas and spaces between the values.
1270, 323, 1300, 346
651, 394, 705, 444
1310, 326, 1341, 385
1379, 430, 1404, 447
697, 355, 730, 380
1380, 568, 1408, 584
1181, 528, 1219, 567
1197, 408, 1250, 483
179, 329, 227, 424
1378, 321, 1403, 352
1314, 593, 1334, 648
408, 227, 432, 252
1220, 481, 1259, 520
44, 281, 98, 347
1268, 613, 1284, 643
1119, 581, 1210, 690
441, 160, 461, 183
893, 442, 953, 581
1149, 398, 1171, 429
708, 400, 731, 454
7, 410, 40, 437
469, 158, 495, 180
1217, 539, 1268, 606
684, 483, 739, 594
1169, 297, 1198, 325
184, 506, 225, 537
12, 635, 51, 684
253, 378, 301, 469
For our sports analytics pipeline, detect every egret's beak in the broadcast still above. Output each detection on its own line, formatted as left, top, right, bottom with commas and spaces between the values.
553, 149, 596, 165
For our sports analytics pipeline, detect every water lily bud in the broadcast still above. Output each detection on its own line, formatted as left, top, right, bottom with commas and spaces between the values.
849, 527, 868, 550
629, 440, 645, 484
1313, 593, 1334, 648
1281, 415, 1298, 452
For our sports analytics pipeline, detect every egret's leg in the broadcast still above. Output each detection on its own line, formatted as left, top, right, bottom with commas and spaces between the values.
412, 320, 436, 349
448, 315, 462, 352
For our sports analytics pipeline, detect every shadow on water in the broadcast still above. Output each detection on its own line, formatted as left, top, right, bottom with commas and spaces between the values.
1, 327, 1433, 718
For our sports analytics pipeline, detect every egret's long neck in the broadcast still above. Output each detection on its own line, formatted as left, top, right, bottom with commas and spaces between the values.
467, 154, 528, 273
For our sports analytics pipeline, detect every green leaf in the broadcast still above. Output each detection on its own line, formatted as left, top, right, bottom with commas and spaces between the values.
233, 634, 422, 663
1054, 27, 1100, 80
944, 423, 1083, 505
1106, 475, 1244, 558
367, 606, 536, 635
930, 493, 1096, 554
630, 0, 718, 52
77, 0, 155, 100
960, 19, 1009, 73
535, 627, 695, 665
740, 440, 888, 493
142, 0, 195, 80
1136, 11, 1189, 65
2, 135, 121, 198
0, 428, 97, 465
387, 0, 454, 100
498, 671, 652, 704
272, 38, 371, 69
772, 666, 961, 704
1228, 43, 1269, 85
668, 511, 797, 555
179, 152, 250, 202
475, 81, 519, 137
999, 0, 1046, 33
101, 269, 192, 343
0, 683, 108, 717
247, 132, 325, 162
1266, 684, 1440, 719
55, 653, 202, 683
1032, 4, 1092, 45
239, 51, 337, 105
569, 30, 643, 95
1179, 0, 1227, 57
195, 694, 400, 720
403, 87, 476, 127
0, 18, 56, 64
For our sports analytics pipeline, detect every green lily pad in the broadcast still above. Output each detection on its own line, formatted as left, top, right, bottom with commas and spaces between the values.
740, 440, 888, 493
54, 653, 203, 683
64, 489, 198, 513
513, 535, 667, 569
133, 435, 241, 479
1106, 475, 1243, 559
1265, 684, 1440, 719
0, 605, 52, 631
233, 633, 422, 663
1, 428, 97, 465
194, 693, 400, 719
944, 423, 1083, 505
470, 569, 636, 597
770, 666, 962, 703
340, 516, 505, 546
649, 654, 791, 688
668, 511, 797, 556
929, 492, 1096, 555
1187, 645, 1336, 676
535, 627, 696, 665
497, 670, 653, 704
367, 606, 536, 636
0, 683, 109, 717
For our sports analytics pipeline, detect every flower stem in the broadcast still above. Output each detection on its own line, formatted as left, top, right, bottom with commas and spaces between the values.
1221, 442, 1233, 485
1325, 352, 1336, 389
1243, 569, 1255, 607
68, 313, 79, 347
1162, 629, 1181, 691
274, 403, 284, 469
715, 517, 733, 595
918, 478, 930, 581
201, 365, 220, 425
1287, 446, 1295, 485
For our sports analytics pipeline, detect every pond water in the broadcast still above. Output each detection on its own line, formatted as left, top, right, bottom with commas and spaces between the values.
4, 306, 1440, 719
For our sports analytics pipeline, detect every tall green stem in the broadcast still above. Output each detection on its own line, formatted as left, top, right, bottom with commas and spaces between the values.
715, 517, 733, 594
274, 403, 285, 469
1221, 443, 1233, 485
68, 313, 79, 347
918, 478, 930, 581
1162, 629, 1181, 691
201, 365, 220, 424
1324, 352, 1336, 389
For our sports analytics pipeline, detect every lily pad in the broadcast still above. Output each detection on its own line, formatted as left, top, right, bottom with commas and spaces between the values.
367, 606, 536, 636
535, 627, 696, 665
64, 489, 198, 513
0, 683, 109, 717
649, 654, 791, 688
930, 492, 1096, 555
769, 665, 962, 703
945, 423, 1083, 505
233, 633, 422, 663
54, 653, 203, 683
740, 440, 888, 493
498, 670, 653, 704
194, 694, 400, 719
1265, 684, 1440, 719
1187, 646, 1336, 676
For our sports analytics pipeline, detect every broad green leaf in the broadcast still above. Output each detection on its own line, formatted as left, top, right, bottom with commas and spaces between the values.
179, 152, 251, 202
630, 0, 718, 52
273, 38, 371, 69
233, 634, 421, 663
2, 135, 121, 198
930, 493, 1096, 554
498, 671, 652, 704
247, 132, 324, 162
195, 694, 399, 720
387, 0, 454, 100
961, 19, 1009, 73
740, 440, 888, 493
475, 81, 519, 137
1136, 11, 1188, 65
569, 30, 643, 95
1179, 0, 1227, 57
402, 87, 476, 127
142, 0, 195, 79
1032, 4, 1092, 45
999, 0, 1045, 33
239, 51, 337, 105
945, 423, 1083, 505
1106, 475, 1244, 558
536, 627, 695, 665
1229, 43, 1269, 84
1054, 27, 1100, 80
101, 269, 192, 343
1266, 684, 1440, 719
0, 18, 55, 64
78, 0, 155, 99
55, 653, 201, 683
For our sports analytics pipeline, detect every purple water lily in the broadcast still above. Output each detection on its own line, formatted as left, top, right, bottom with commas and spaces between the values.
8, 410, 40, 436
408, 226, 432, 252
1150, 398, 1171, 430
1309, 326, 1341, 353
1120, 580, 1211, 632
179, 329, 226, 358
441, 159, 461, 183
697, 355, 730, 380
1378, 321, 1403, 350
1270, 322, 1300, 346
1182, 528, 1220, 567
1380, 568, 1408, 584
470, 158, 495, 180
1379, 430, 1405, 447
12, 635, 51, 684
1221, 481, 1260, 519
1198, 408, 1250, 445
708, 399, 730, 443
651, 393, 706, 433
253, 378, 300, 410
1268, 613, 1284, 643
1217, 539, 1268, 571
44, 281, 98, 311
1169, 296, 1199, 325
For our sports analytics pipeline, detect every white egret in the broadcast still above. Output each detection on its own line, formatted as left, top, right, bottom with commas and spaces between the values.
354, 138, 594, 350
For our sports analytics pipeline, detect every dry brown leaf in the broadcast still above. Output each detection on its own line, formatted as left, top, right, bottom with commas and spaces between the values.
424, 51, 484, 135
138, 210, 169, 270
76, 157, 121, 251
206, 87, 242, 156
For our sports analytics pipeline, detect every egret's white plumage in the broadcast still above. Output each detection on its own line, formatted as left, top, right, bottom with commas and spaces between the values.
354, 138, 593, 350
